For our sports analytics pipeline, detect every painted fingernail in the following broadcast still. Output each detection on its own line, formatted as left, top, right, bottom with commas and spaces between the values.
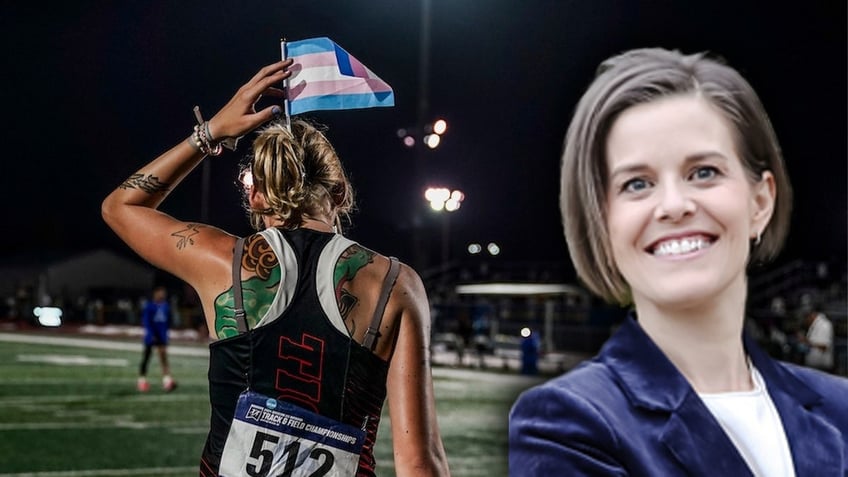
272, 106, 282, 117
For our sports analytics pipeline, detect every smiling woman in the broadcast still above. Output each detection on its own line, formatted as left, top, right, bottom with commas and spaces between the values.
508, 47, 848, 477
604, 95, 776, 315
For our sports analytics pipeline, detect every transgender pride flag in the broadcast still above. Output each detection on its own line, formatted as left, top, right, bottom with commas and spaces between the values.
283, 37, 395, 116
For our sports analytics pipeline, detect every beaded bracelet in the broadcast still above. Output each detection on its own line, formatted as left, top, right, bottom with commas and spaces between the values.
198, 122, 224, 156
187, 106, 240, 156
187, 128, 204, 152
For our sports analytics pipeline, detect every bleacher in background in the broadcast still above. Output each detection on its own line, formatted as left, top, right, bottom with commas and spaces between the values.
427, 257, 847, 377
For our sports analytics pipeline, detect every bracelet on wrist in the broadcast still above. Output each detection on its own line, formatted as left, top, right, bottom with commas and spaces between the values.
187, 131, 203, 152
191, 106, 240, 155
194, 122, 223, 156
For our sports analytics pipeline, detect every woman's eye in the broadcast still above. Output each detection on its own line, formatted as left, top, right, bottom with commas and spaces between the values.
692, 166, 719, 181
621, 177, 649, 193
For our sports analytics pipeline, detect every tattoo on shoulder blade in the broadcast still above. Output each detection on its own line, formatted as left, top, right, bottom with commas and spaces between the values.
242, 234, 278, 280
338, 290, 358, 323
171, 223, 203, 250
213, 240, 282, 339
119, 173, 170, 193
334, 245, 375, 323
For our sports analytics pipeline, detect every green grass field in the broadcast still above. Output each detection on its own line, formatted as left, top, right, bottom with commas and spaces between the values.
0, 332, 544, 477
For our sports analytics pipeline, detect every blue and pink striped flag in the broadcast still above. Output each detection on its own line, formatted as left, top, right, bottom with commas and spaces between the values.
283, 37, 395, 116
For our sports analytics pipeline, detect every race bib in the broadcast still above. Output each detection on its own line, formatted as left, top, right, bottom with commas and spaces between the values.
219, 390, 366, 477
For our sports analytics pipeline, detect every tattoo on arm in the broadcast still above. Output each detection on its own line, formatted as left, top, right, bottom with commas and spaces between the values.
171, 223, 203, 250
334, 245, 375, 323
119, 173, 170, 193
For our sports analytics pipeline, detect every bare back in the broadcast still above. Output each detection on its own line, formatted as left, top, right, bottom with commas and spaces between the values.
210, 230, 405, 362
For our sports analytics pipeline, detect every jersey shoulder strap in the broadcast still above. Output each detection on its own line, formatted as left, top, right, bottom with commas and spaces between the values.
362, 257, 400, 351
232, 237, 248, 333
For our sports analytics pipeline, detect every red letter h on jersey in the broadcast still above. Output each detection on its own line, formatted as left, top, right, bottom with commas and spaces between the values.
276, 333, 325, 412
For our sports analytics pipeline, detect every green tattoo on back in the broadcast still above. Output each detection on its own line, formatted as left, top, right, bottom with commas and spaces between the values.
214, 266, 282, 339
212, 241, 375, 339
213, 235, 281, 339
334, 245, 375, 320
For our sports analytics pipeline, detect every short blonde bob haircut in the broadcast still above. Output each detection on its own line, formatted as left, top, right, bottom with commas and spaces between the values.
561, 47, 792, 305
243, 119, 355, 232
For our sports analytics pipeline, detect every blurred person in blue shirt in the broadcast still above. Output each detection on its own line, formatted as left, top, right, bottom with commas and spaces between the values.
138, 286, 177, 392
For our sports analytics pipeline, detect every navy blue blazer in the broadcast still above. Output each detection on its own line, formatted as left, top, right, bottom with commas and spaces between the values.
509, 316, 848, 476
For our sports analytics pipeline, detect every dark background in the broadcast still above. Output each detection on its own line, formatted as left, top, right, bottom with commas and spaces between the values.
3, 1, 845, 282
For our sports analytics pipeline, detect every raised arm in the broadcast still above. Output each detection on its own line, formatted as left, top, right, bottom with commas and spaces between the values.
101, 60, 292, 295
385, 266, 451, 476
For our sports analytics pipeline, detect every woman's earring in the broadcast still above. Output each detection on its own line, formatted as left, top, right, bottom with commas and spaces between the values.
754, 230, 762, 246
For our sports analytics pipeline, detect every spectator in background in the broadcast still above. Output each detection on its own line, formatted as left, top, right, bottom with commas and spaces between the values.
138, 286, 177, 392
520, 328, 540, 376
799, 309, 834, 372
455, 310, 473, 367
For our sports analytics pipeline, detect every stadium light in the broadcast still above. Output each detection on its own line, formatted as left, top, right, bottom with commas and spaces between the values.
444, 190, 464, 211
424, 133, 441, 149
425, 187, 463, 212
425, 186, 464, 266
432, 119, 447, 135
398, 118, 448, 149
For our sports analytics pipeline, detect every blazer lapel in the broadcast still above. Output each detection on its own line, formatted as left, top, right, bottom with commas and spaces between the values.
604, 317, 754, 477
747, 336, 845, 477
659, 393, 754, 477
604, 316, 844, 477
771, 393, 843, 476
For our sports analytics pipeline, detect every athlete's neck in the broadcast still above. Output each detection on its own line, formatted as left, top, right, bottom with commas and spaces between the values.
301, 215, 336, 233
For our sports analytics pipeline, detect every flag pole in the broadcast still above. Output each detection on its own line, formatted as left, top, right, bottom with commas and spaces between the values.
280, 38, 292, 132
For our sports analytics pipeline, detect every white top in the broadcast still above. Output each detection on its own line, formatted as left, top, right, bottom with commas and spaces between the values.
699, 366, 796, 477
805, 313, 834, 369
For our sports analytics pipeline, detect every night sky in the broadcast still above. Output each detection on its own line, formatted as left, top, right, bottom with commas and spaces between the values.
3, 1, 845, 281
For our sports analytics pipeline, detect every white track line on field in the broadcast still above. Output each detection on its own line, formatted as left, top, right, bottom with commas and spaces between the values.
431, 366, 546, 385
16, 354, 129, 367
0, 333, 209, 357
0, 466, 197, 477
